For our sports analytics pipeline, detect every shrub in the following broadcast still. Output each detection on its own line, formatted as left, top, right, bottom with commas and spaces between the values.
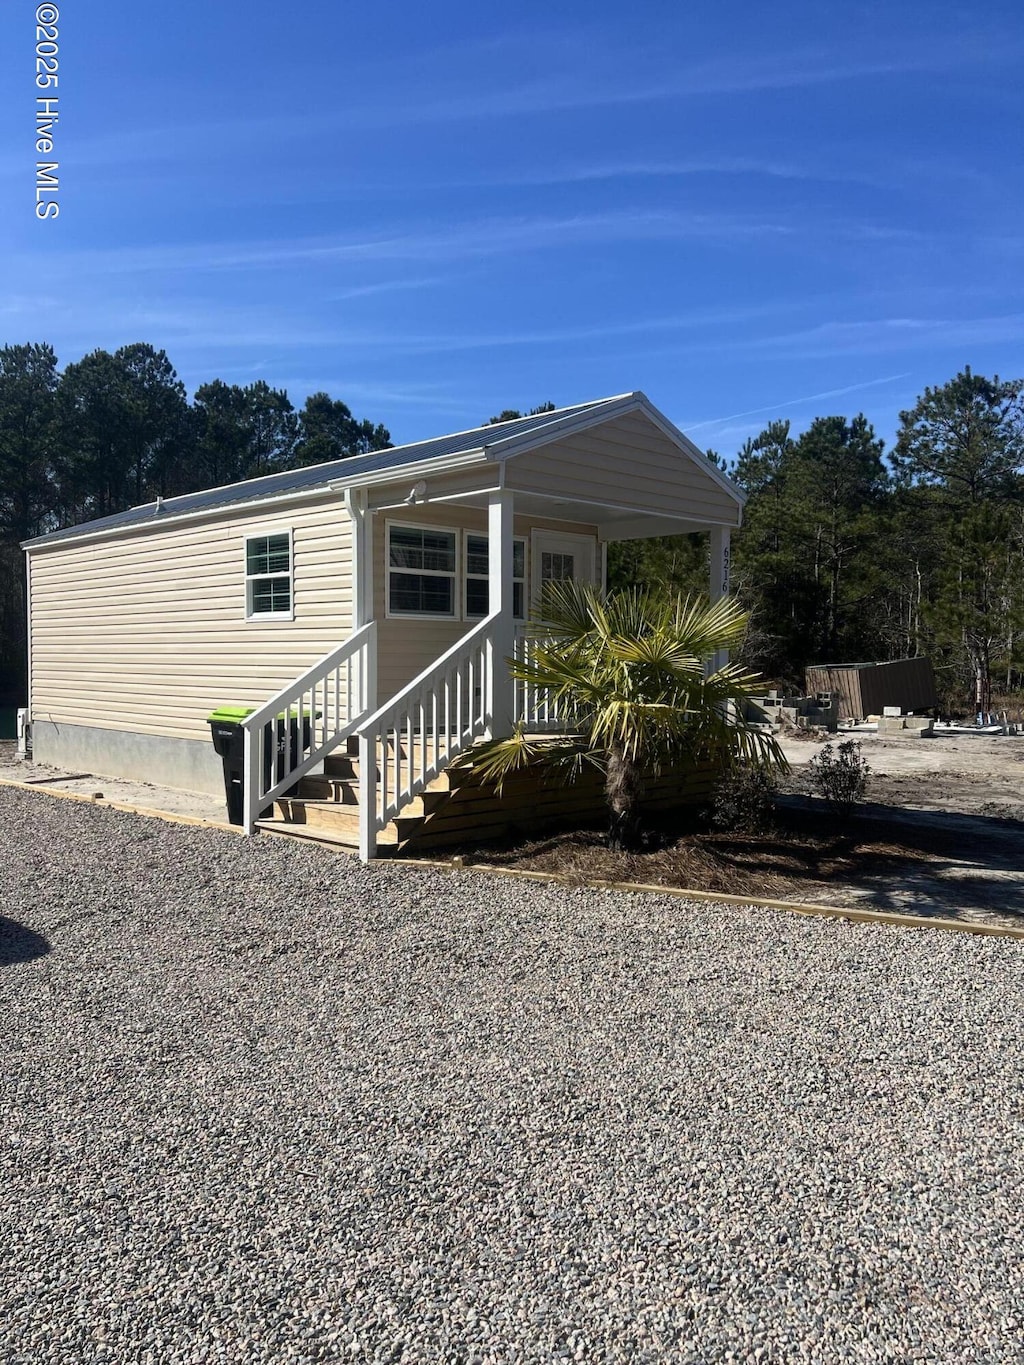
711, 762, 779, 834
809, 739, 869, 819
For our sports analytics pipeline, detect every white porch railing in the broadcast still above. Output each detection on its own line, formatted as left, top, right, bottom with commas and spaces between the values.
356, 613, 497, 860
238, 616, 584, 855
513, 631, 580, 732
241, 622, 376, 834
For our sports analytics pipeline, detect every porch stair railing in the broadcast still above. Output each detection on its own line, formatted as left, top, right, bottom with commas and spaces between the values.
356, 613, 497, 860
241, 618, 584, 857
241, 621, 376, 834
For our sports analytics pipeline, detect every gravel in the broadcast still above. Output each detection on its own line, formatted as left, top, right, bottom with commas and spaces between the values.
2, 785, 1023, 1364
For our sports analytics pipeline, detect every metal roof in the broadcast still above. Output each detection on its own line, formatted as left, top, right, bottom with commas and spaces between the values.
24, 395, 625, 549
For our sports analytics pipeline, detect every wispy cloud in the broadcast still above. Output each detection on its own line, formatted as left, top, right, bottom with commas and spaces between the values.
7, 211, 799, 279
726, 314, 1024, 359
462, 157, 839, 189
5, 300, 795, 359
2, 27, 1013, 188
272, 380, 471, 413
685, 373, 913, 433
321, 276, 450, 302
16, 301, 775, 357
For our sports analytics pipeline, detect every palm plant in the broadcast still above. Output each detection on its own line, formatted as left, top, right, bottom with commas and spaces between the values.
468, 581, 787, 850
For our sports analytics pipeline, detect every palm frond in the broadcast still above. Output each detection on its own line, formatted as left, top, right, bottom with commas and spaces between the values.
464, 583, 788, 807
524, 579, 603, 640
458, 729, 608, 795
459, 729, 573, 792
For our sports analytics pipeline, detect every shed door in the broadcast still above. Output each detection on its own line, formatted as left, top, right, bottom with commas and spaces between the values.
530, 530, 598, 608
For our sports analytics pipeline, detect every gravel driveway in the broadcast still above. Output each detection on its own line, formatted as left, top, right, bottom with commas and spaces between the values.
3, 786, 1023, 1364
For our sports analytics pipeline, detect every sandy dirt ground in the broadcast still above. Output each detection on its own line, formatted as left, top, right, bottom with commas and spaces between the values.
777, 731, 1024, 930
0, 741, 230, 827
779, 729, 1024, 821
2, 733, 1023, 930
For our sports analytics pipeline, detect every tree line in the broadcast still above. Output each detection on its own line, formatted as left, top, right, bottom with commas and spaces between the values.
0, 341, 391, 700
608, 368, 1024, 714
2, 346, 1022, 716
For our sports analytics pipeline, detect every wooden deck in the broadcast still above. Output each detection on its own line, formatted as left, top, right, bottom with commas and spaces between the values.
256, 740, 717, 856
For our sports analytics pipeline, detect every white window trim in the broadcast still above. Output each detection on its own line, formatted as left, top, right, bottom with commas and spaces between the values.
385, 518, 460, 620
244, 527, 295, 622
463, 530, 527, 621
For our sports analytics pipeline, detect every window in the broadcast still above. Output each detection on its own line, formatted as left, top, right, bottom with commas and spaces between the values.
245, 531, 292, 618
465, 533, 526, 619
388, 523, 457, 616
540, 550, 575, 584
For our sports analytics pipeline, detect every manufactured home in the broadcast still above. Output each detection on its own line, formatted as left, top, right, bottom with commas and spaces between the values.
23, 393, 743, 857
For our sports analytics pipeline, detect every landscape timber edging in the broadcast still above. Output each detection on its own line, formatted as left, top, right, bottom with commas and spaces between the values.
393, 856, 1024, 942
0, 776, 242, 834
3, 774, 1021, 941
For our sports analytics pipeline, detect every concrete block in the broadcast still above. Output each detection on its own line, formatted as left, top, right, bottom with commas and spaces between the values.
877, 714, 934, 738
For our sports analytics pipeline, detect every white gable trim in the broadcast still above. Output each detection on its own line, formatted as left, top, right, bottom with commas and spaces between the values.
481, 392, 638, 458
484, 391, 745, 510
632, 394, 747, 507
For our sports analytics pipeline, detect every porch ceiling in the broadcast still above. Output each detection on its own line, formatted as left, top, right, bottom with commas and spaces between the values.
367, 483, 730, 540
460, 489, 726, 540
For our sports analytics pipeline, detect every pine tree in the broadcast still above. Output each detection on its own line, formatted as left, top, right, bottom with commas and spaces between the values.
894, 369, 1024, 707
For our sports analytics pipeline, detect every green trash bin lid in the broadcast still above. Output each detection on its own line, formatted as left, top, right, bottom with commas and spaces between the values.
207, 705, 256, 724
207, 705, 320, 724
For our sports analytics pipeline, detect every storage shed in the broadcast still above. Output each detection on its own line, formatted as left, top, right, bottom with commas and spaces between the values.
804, 658, 938, 721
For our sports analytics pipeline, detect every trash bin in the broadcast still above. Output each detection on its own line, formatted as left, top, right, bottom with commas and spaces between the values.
271, 711, 315, 793
207, 706, 317, 825
208, 705, 253, 825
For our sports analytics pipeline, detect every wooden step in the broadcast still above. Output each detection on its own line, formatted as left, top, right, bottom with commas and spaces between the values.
254, 819, 362, 852
271, 797, 425, 846
277, 786, 447, 813
281, 783, 450, 820
294, 773, 360, 803
322, 754, 455, 796
256, 811, 409, 853
322, 754, 362, 781
326, 734, 465, 773
255, 817, 401, 856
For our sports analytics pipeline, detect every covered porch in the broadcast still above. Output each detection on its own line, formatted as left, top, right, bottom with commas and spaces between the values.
240, 393, 744, 857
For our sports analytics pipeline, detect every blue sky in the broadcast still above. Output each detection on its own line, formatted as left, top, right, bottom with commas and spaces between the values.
1, 0, 1022, 459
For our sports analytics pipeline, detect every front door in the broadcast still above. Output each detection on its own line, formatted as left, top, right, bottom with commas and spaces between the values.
530, 530, 599, 608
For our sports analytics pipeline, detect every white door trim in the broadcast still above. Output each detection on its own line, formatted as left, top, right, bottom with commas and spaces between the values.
530, 530, 598, 607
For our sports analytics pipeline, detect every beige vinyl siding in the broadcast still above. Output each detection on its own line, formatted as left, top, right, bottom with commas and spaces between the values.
505, 410, 741, 526
374, 505, 597, 704
29, 495, 352, 743
385, 464, 499, 501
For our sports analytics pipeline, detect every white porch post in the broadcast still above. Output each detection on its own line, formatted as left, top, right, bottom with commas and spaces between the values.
488, 489, 515, 737
709, 525, 731, 673
347, 487, 378, 861
349, 489, 374, 629
347, 489, 377, 708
